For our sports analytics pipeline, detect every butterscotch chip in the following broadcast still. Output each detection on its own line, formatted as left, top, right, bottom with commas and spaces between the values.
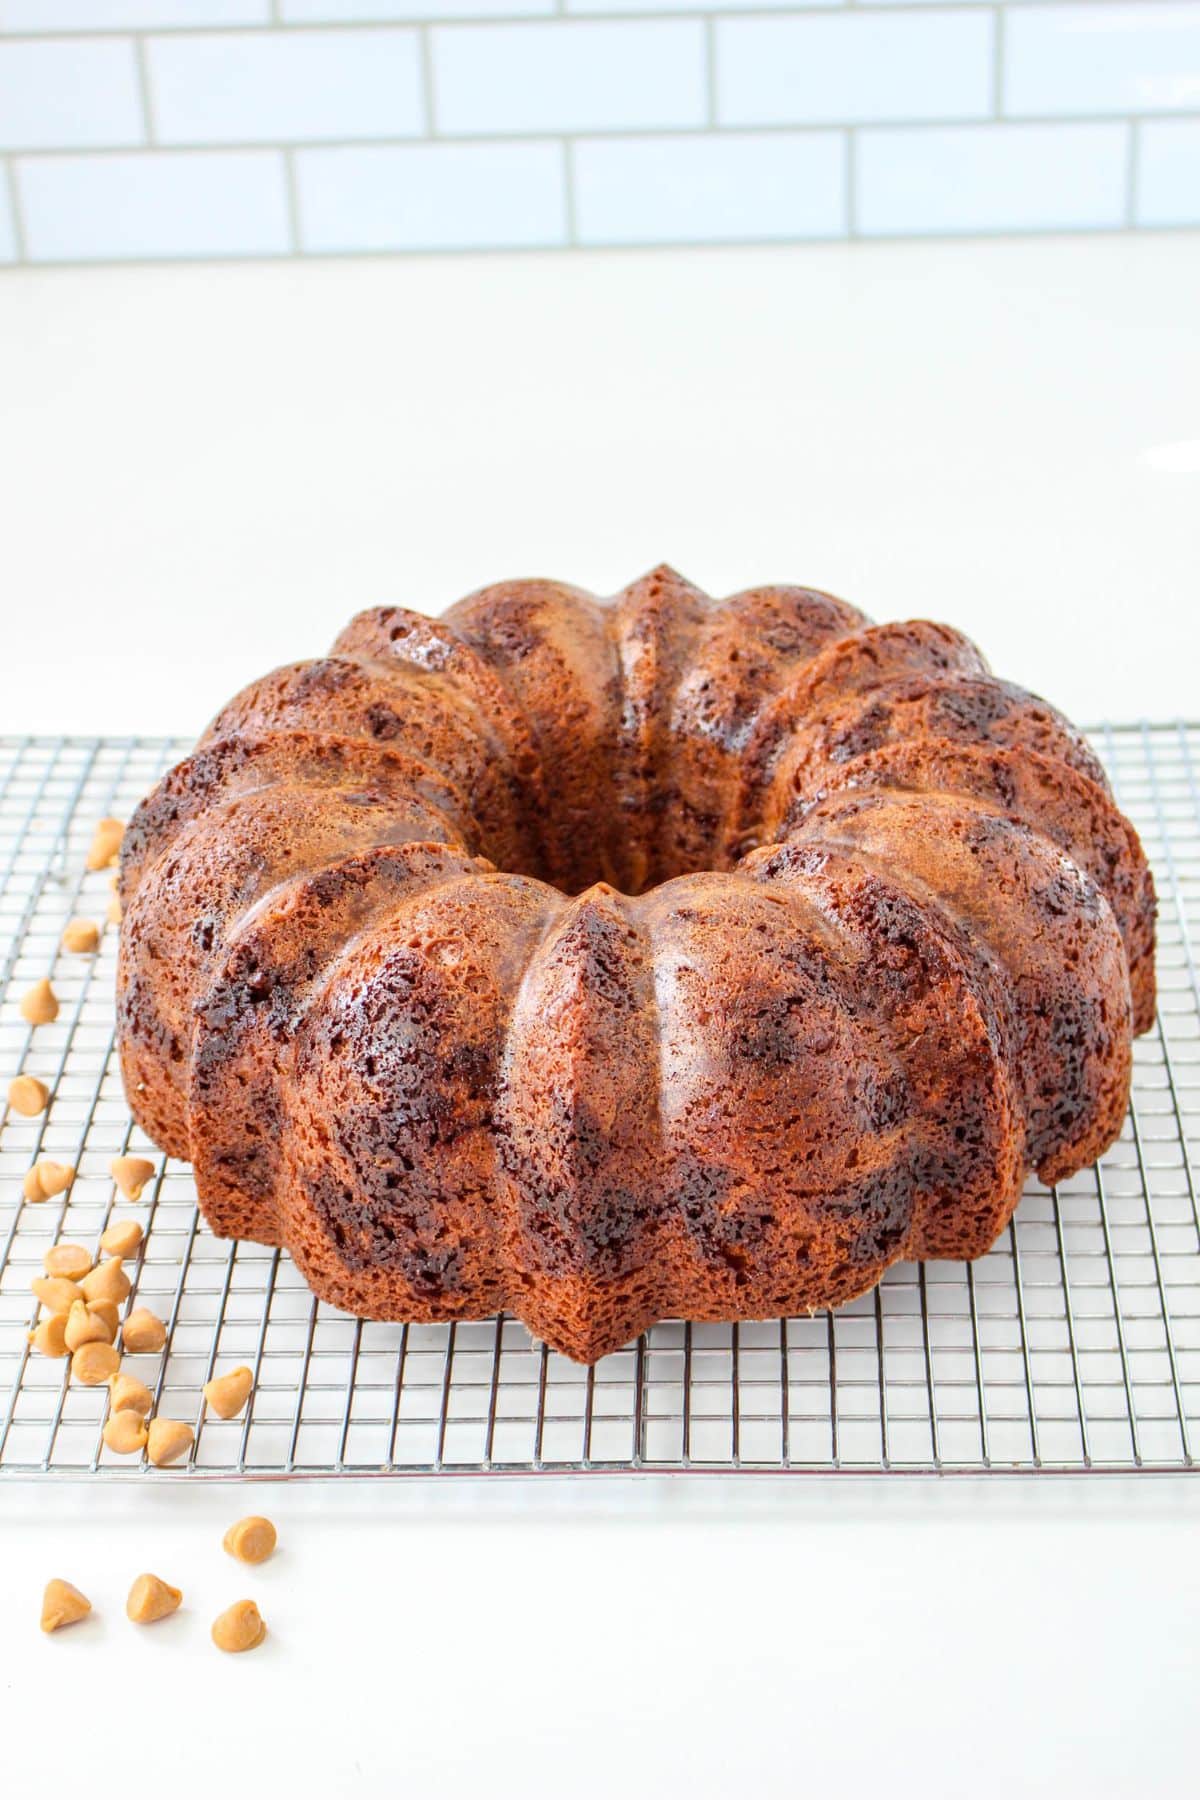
107, 894, 122, 927
28, 1313, 70, 1358
80, 1258, 131, 1306
223, 1516, 277, 1566
203, 1366, 254, 1421
99, 1217, 143, 1260
61, 919, 100, 955
211, 1599, 266, 1654
103, 1411, 149, 1455
86, 818, 124, 872
24, 1159, 74, 1204
122, 1307, 166, 1354
32, 1275, 83, 1314
109, 1372, 155, 1416
41, 1579, 91, 1633
110, 1156, 155, 1201
146, 1417, 193, 1467
127, 1573, 181, 1624
43, 1243, 92, 1282
8, 1074, 49, 1116
71, 1340, 119, 1385
64, 1300, 110, 1352
19, 978, 59, 1026
87, 1298, 120, 1343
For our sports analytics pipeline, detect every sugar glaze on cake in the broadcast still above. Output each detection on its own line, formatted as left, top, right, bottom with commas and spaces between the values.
117, 568, 1155, 1362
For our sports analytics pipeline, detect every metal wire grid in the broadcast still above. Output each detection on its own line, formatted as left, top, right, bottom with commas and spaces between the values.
0, 725, 1197, 1480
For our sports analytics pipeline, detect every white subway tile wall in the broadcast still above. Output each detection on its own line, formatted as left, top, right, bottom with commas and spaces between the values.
1137, 118, 1200, 224
857, 122, 1129, 235
0, 3, 1197, 263
147, 29, 425, 143
432, 22, 708, 135
716, 12, 995, 126
574, 131, 845, 242
297, 141, 565, 248
17, 150, 291, 260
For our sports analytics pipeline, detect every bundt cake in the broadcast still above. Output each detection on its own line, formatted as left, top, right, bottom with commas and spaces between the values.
116, 568, 1156, 1363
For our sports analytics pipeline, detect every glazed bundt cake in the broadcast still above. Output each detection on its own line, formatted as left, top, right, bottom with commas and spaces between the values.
117, 568, 1156, 1363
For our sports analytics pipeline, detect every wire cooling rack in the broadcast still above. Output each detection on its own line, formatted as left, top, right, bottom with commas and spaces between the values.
0, 726, 1198, 1481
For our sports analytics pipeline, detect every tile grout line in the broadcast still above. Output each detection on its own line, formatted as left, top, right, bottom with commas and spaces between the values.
2, 157, 27, 264
1126, 119, 1141, 228
0, 0, 1182, 37
283, 146, 302, 254
134, 34, 156, 147
992, 3, 1005, 120
419, 25, 438, 138
7, 113, 1198, 163
11, 113, 1200, 164
562, 137, 578, 247
3, 219, 1194, 276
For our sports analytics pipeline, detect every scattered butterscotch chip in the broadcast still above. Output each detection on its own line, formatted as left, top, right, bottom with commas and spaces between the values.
103, 1410, 149, 1455
223, 1516, 277, 1566
61, 919, 100, 955
28, 1313, 70, 1358
86, 818, 124, 872
41, 1579, 91, 1634
211, 1599, 266, 1654
127, 1573, 181, 1624
122, 1307, 167, 1354
19, 978, 59, 1026
43, 1243, 92, 1283
109, 1372, 154, 1415
106, 894, 122, 927
23, 1159, 75, 1204
8, 1074, 50, 1117
146, 1417, 193, 1467
71, 1340, 120, 1386
99, 1217, 143, 1260
80, 1258, 131, 1306
64, 1299, 111, 1352
111, 1156, 155, 1201
204, 1366, 254, 1421
32, 1275, 83, 1314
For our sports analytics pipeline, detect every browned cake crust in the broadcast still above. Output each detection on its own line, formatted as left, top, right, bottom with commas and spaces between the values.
117, 567, 1157, 1362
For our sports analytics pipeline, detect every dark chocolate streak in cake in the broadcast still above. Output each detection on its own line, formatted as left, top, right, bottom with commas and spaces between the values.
116, 567, 1156, 1361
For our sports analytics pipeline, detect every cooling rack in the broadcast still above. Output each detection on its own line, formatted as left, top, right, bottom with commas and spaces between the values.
0, 725, 1197, 1480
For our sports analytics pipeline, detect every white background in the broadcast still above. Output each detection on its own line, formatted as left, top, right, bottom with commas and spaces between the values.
1, 230, 1199, 1795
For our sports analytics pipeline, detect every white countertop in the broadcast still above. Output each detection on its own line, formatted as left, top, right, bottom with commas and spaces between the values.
1, 232, 1198, 1795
